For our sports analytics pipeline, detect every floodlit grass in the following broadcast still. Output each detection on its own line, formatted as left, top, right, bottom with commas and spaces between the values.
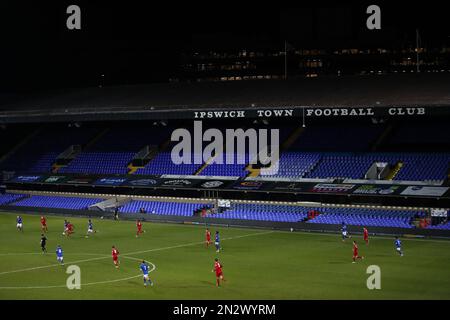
0, 213, 449, 299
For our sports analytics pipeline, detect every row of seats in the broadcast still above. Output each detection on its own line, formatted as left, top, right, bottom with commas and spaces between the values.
118, 200, 203, 217
209, 204, 424, 227
136, 152, 201, 175
0, 193, 28, 206
261, 152, 321, 178
12, 195, 103, 210
59, 152, 136, 175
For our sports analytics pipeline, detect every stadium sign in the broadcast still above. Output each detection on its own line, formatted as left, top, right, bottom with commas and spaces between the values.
200, 181, 225, 188
305, 108, 375, 117
305, 107, 426, 118
232, 181, 265, 190
44, 176, 69, 183
400, 186, 449, 197
193, 109, 294, 119
352, 185, 402, 195
125, 178, 158, 187
93, 177, 128, 186
190, 106, 430, 120
162, 179, 193, 186
12, 175, 42, 183
66, 177, 95, 184
6, 173, 450, 200
310, 183, 356, 193
431, 209, 449, 217
273, 182, 310, 192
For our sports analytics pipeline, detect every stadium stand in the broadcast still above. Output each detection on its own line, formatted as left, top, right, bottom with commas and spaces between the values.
0, 122, 448, 182
118, 200, 205, 217
11, 195, 103, 210
207, 203, 309, 222
207, 203, 425, 228
305, 207, 424, 228
0, 193, 28, 206
59, 127, 171, 175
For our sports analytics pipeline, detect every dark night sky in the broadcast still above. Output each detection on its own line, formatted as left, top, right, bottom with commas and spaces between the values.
0, 1, 449, 92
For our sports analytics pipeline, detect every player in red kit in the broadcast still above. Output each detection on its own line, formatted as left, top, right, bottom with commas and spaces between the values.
136, 220, 144, 237
363, 227, 369, 245
352, 241, 364, 263
212, 258, 226, 287
40, 216, 48, 233
112, 246, 120, 268
65, 222, 74, 237
205, 228, 211, 248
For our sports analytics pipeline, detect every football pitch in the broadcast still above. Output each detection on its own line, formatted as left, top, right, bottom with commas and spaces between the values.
0, 213, 449, 300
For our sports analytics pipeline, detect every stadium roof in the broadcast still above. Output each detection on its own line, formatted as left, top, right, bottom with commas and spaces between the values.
1, 74, 449, 123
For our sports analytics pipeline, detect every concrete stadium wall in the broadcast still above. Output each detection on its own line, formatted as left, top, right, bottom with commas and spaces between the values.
1, 205, 449, 239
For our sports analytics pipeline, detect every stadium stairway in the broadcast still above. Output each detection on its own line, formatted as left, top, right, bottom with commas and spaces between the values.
386, 161, 404, 180
127, 164, 141, 174
128, 145, 162, 174
51, 163, 65, 173
245, 165, 260, 177
195, 154, 217, 175
52, 128, 110, 173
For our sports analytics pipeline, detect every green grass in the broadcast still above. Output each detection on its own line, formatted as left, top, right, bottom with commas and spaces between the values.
0, 212, 449, 300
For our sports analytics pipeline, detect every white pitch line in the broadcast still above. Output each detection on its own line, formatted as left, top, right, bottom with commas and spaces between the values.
0, 252, 108, 257
125, 230, 275, 256
0, 259, 156, 290
0, 230, 273, 276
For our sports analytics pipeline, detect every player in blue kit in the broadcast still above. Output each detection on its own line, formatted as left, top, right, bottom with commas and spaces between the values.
85, 219, 96, 238
56, 245, 64, 265
16, 216, 23, 232
140, 260, 153, 287
395, 237, 404, 256
341, 222, 351, 241
215, 231, 221, 253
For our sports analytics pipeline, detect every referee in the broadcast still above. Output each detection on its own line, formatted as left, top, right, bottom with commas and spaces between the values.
40, 234, 47, 253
